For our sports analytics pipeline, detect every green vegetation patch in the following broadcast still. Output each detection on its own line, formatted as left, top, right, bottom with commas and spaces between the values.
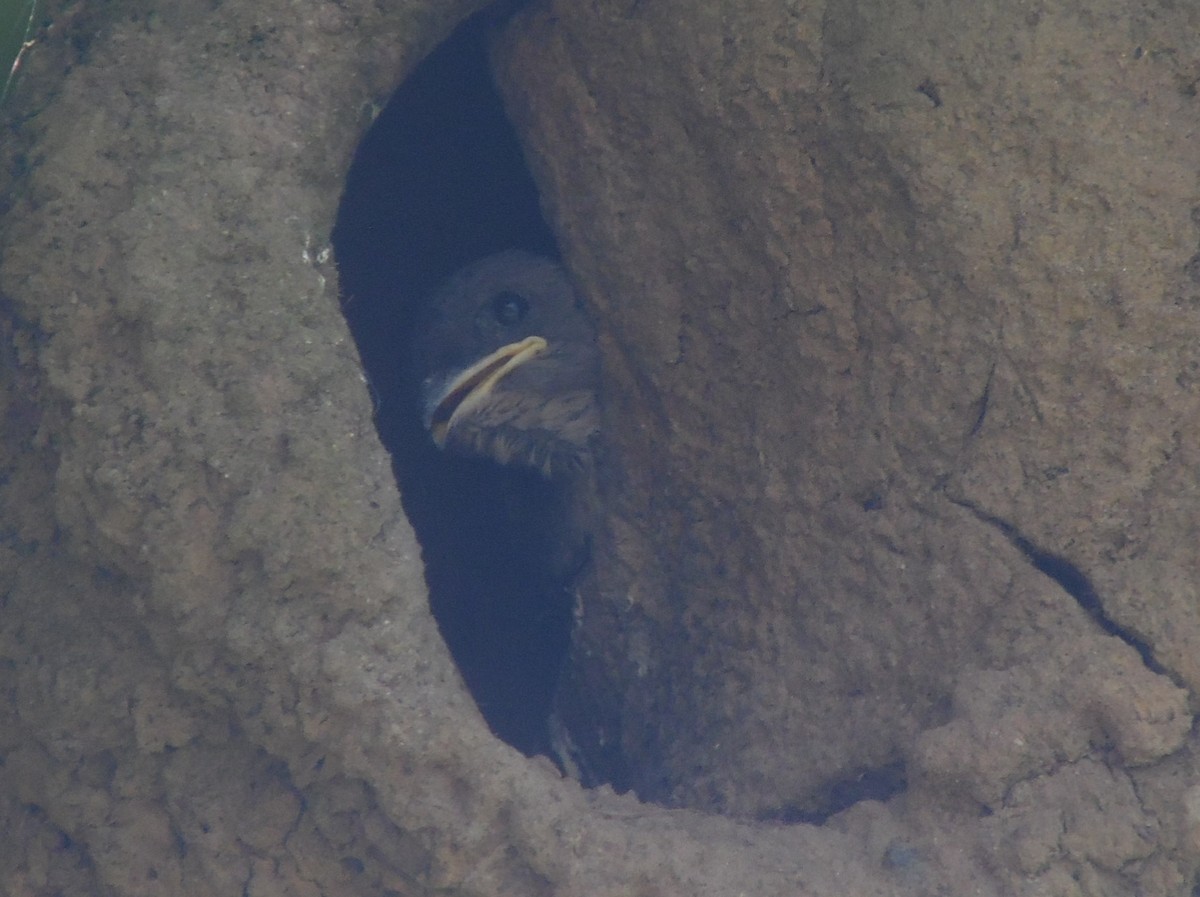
1, 0, 40, 105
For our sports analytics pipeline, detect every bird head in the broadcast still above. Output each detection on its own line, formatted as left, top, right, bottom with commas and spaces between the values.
415, 252, 599, 475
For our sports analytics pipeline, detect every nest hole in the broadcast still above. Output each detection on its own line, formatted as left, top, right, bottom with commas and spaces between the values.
332, 7, 910, 821
332, 9, 572, 759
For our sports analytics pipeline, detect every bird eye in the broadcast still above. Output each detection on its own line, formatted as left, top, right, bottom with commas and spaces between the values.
490, 291, 528, 326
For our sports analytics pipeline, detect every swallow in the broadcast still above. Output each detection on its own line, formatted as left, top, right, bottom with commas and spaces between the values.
416, 251, 599, 476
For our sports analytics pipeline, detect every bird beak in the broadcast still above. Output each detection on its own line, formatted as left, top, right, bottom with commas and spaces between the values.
424, 335, 549, 447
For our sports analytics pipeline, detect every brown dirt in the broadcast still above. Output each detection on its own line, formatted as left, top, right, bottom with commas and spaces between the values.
0, 0, 1197, 894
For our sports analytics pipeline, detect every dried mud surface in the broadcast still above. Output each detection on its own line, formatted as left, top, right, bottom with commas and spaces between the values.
0, 0, 1198, 895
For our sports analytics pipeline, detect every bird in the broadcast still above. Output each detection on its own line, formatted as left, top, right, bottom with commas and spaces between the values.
409, 251, 602, 762
415, 251, 600, 477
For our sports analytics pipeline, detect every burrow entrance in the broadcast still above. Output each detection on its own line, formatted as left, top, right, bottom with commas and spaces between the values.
333, 10, 573, 759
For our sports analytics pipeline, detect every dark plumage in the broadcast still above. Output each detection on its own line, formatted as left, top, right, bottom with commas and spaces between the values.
416, 252, 600, 475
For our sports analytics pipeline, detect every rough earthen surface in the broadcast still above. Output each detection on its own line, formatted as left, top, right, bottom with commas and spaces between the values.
1, 0, 1197, 895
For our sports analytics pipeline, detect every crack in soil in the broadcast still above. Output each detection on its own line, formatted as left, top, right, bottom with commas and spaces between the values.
948, 497, 1164, 676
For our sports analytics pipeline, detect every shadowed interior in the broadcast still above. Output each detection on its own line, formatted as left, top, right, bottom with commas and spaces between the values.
332, 10, 572, 758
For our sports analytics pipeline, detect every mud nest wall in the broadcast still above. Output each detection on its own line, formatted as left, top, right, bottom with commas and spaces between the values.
1, 0, 1199, 896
